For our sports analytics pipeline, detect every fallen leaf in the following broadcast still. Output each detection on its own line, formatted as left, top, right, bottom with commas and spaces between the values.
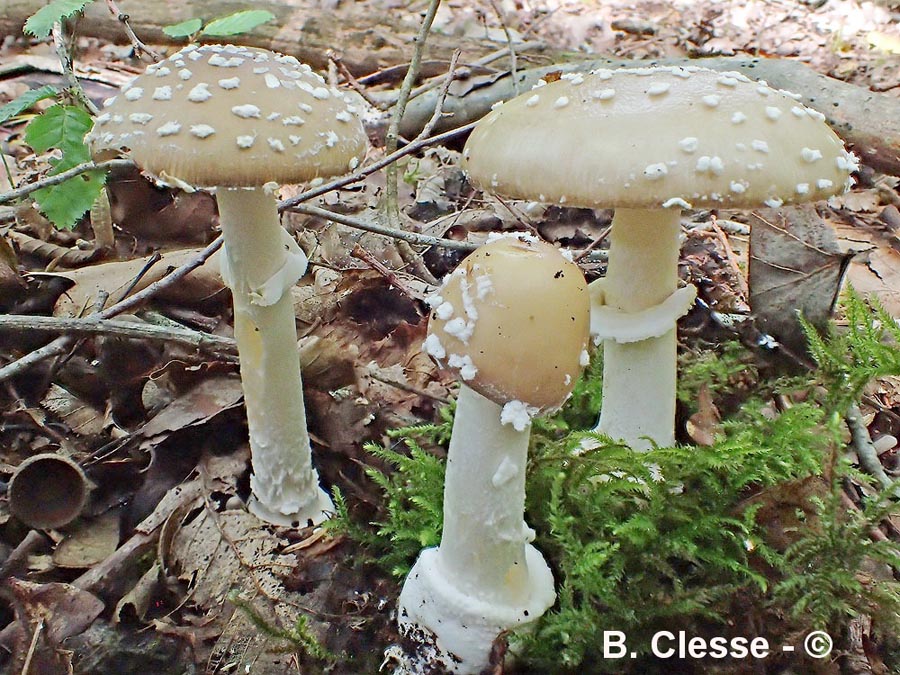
748, 207, 851, 355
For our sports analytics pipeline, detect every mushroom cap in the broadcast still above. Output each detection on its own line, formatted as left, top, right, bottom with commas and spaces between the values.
87, 44, 367, 187
425, 234, 590, 412
463, 66, 857, 211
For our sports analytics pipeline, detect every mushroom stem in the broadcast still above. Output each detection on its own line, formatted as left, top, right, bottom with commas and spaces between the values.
216, 187, 333, 526
439, 385, 539, 603
594, 207, 682, 450
398, 384, 554, 672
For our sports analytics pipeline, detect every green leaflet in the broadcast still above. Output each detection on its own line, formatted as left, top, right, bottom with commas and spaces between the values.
25, 105, 106, 229
24, 0, 94, 39
0, 86, 59, 125
201, 10, 276, 37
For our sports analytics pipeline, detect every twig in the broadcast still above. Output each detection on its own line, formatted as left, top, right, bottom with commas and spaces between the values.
350, 243, 426, 301
291, 203, 475, 252
383, 0, 444, 224
396, 40, 544, 106
51, 21, 97, 115
573, 225, 612, 263
329, 52, 383, 111
104, 0, 161, 61
710, 216, 750, 300
486, 0, 519, 96
0, 237, 223, 383
0, 314, 237, 356
0, 159, 133, 205
0, 530, 48, 579
20, 619, 43, 675
418, 49, 461, 140
367, 369, 450, 404
278, 122, 477, 212
381, 0, 443, 283
846, 402, 900, 498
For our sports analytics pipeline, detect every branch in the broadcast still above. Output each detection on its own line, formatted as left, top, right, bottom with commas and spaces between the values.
0, 159, 133, 205
0, 236, 223, 383
278, 122, 477, 212
291, 203, 475, 252
0, 314, 237, 356
846, 402, 900, 499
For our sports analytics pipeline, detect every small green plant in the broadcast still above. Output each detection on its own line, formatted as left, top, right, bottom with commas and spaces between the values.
769, 476, 900, 635
329, 406, 453, 578
228, 591, 335, 665
803, 288, 900, 410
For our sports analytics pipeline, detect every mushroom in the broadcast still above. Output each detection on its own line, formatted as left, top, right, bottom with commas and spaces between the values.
88, 44, 368, 525
398, 233, 590, 673
462, 66, 857, 450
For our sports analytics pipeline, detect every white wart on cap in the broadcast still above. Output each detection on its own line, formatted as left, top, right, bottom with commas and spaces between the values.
88, 44, 367, 187
463, 66, 857, 210
425, 234, 590, 413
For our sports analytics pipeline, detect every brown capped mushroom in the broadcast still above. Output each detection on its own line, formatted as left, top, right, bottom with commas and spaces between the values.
88, 44, 368, 526
399, 233, 590, 673
463, 65, 857, 450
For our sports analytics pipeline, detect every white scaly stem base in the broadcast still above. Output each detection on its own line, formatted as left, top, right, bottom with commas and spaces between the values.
217, 187, 333, 527
397, 385, 554, 673
594, 208, 682, 451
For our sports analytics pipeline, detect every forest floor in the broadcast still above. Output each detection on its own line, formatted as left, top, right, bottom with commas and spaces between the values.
0, 0, 899, 674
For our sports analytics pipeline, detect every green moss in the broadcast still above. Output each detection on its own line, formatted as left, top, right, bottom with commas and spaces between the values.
330, 290, 900, 671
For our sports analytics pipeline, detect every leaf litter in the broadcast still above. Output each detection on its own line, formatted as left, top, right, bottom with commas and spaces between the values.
0, 0, 898, 671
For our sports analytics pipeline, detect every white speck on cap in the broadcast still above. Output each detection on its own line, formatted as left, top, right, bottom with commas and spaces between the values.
731, 111, 747, 124
647, 82, 670, 96
644, 163, 668, 180
593, 88, 616, 100
156, 121, 181, 136
554, 96, 570, 109
526, 94, 540, 107
190, 125, 215, 138
187, 83, 211, 102
124, 87, 143, 101
801, 147, 823, 163
751, 139, 770, 153
765, 106, 782, 120
232, 104, 261, 118
236, 134, 255, 148
282, 116, 304, 126
264, 73, 280, 89
678, 137, 699, 153
702, 94, 721, 108
152, 86, 172, 101
128, 112, 153, 125
218, 77, 240, 90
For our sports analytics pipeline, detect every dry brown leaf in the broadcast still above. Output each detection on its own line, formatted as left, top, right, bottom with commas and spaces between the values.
53, 511, 121, 569
50, 248, 224, 318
